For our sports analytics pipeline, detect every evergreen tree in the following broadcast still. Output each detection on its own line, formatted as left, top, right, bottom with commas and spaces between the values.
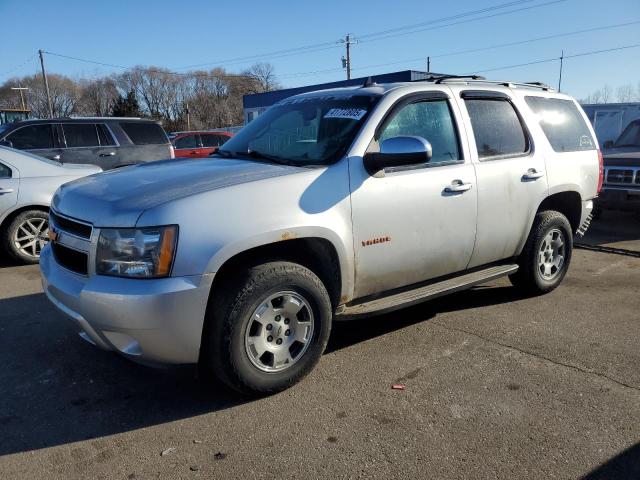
111, 90, 142, 117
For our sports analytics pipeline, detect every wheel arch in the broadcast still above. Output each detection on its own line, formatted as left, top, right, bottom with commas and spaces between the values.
537, 190, 582, 233
0, 203, 49, 233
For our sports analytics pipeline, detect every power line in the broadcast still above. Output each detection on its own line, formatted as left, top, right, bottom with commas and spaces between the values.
467, 43, 640, 74
171, 0, 556, 70
0, 54, 37, 77
278, 19, 640, 79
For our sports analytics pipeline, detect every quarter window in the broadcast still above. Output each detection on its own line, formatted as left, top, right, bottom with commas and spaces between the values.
379, 100, 461, 164
525, 96, 596, 152
175, 135, 198, 149
63, 124, 99, 148
465, 99, 528, 159
6, 124, 55, 149
0, 162, 11, 178
120, 122, 168, 145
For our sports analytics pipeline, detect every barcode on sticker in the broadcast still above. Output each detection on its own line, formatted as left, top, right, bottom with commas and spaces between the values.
324, 108, 367, 120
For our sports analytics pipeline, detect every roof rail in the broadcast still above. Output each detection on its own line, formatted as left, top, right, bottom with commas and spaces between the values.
411, 74, 485, 84
438, 78, 555, 91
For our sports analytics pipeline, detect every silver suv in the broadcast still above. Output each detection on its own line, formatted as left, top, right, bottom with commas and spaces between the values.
40, 77, 601, 395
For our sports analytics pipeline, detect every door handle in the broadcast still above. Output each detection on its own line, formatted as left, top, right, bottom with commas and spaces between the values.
51, 154, 61, 161
99, 152, 116, 157
0, 188, 15, 194
444, 180, 473, 193
522, 168, 545, 180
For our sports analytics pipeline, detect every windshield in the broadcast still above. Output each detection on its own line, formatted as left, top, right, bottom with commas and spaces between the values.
219, 93, 380, 165
614, 121, 640, 147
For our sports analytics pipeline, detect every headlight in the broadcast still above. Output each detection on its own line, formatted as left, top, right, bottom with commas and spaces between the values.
96, 226, 177, 278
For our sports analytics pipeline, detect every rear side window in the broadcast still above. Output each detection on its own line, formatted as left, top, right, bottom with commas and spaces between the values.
0, 162, 11, 178
119, 122, 168, 145
465, 99, 528, 159
6, 124, 54, 149
63, 124, 99, 147
525, 96, 595, 152
201, 134, 221, 148
175, 135, 198, 149
379, 100, 461, 164
97, 124, 116, 146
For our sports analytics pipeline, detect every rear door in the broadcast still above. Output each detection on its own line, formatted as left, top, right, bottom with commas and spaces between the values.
118, 122, 172, 164
5, 123, 63, 162
60, 123, 121, 169
456, 90, 549, 268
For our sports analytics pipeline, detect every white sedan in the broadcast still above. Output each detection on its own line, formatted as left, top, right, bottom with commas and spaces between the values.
0, 146, 101, 264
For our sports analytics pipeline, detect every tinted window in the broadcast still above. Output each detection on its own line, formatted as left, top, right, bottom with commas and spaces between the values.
63, 124, 99, 147
7, 124, 54, 149
614, 120, 640, 148
465, 99, 528, 159
525, 96, 595, 152
119, 122, 168, 145
175, 135, 198, 149
379, 100, 461, 164
0, 162, 11, 178
97, 124, 116, 146
201, 134, 221, 147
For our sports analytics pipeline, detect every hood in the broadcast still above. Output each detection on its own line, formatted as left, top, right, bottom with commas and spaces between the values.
602, 146, 640, 158
603, 150, 640, 168
52, 158, 302, 226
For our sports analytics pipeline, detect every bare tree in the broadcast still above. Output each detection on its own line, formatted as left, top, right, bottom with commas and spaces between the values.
242, 62, 280, 93
601, 84, 612, 103
616, 84, 635, 103
77, 78, 119, 116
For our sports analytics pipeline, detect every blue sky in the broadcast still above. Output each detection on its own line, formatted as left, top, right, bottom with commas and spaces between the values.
1, 0, 639, 99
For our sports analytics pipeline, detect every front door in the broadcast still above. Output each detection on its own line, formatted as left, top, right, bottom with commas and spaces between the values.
349, 94, 478, 298
0, 161, 19, 218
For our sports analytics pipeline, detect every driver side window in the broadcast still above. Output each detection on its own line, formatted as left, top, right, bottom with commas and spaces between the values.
379, 100, 461, 164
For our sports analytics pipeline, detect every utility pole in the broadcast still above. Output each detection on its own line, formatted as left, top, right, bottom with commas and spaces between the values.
38, 49, 54, 118
185, 102, 190, 130
427, 56, 431, 73
11, 86, 28, 111
558, 49, 564, 93
340, 34, 356, 80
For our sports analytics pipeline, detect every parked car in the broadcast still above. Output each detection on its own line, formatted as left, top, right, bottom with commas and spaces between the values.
41, 77, 600, 395
0, 146, 101, 264
172, 131, 233, 158
0, 118, 174, 170
596, 119, 640, 213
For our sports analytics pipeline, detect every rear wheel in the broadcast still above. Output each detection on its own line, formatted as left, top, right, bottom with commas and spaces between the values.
203, 261, 332, 395
2, 210, 49, 264
509, 210, 573, 294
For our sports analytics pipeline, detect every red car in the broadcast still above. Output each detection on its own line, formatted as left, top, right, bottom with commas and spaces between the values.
172, 131, 234, 158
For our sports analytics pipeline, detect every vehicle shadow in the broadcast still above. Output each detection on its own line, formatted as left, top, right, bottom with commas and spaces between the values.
582, 210, 640, 251
580, 442, 640, 479
0, 284, 526, 456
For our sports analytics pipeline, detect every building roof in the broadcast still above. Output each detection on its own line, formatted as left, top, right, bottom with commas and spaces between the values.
243, 70, 442, 109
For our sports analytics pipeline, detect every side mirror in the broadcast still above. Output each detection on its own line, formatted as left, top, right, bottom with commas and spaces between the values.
0, 139, 13, 148
603, 140, 614, 149
364, 136, 432, 175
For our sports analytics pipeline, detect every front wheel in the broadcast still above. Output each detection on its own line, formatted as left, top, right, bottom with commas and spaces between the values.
509, 210, 573, 294
204, 261, 333, 395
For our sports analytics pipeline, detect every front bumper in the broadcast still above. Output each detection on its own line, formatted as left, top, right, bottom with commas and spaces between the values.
40, 245, 214, 365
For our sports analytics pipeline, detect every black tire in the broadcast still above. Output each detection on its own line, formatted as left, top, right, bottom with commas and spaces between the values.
2, 209, 49, 265
509, 210, 573, 295
203, 261, 333, 396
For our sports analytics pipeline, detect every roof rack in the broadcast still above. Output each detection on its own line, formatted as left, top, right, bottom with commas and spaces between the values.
438, 78, 555, 91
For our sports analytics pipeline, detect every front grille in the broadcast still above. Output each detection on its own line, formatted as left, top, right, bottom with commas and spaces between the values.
606, 168, 634, 185
52, 243, 88, 275
50, 211, 92, 239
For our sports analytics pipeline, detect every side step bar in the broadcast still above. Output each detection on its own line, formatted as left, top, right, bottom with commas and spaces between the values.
337, 264, 519, 319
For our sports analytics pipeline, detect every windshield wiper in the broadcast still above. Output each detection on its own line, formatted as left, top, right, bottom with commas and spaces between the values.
235, 150, 298, 166
216, 149, 234, 158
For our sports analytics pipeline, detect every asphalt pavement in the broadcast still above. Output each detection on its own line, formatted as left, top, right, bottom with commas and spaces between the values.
0, 216, 639, 479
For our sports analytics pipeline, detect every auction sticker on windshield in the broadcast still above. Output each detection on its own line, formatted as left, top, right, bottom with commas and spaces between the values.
324, 108, 367, 120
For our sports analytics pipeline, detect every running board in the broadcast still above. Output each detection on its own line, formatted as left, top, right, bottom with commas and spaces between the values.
337, 264, 519, 319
